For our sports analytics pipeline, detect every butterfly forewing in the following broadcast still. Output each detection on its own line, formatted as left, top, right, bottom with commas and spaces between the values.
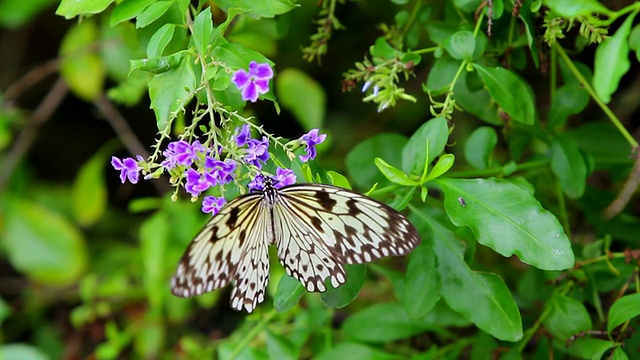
171, 182, 421, 313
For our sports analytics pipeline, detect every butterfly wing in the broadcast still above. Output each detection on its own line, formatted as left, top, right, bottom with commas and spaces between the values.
274, 184, 420, 292
171, 193, 272, 312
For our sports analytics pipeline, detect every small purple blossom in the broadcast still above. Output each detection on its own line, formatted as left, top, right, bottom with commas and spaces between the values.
235, 124, 251, 147
274, 167, 296, 188
362, 80, 372, 92
204, 158, 237, 185
299, 129, 327, 162
185, 169, 215, 197
111, 156, 143, 184
248, 175, 265, 192
161, 140, 205, 169
202, 196, 227, 216
231, 61, 273, 102
244, 136, 270, 168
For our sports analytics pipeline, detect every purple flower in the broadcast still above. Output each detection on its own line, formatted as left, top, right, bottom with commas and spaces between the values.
231, 61, 273, 102
111, 156, 142, 184
299, 129, 327, 162
204, 158, 237, 185
162, 140, 205, 169
202, 196, 227, 216
235, 124, 251, 147
274, 167, 296, 188
248, 175, 265, 192
185, 169, 215, 197
244, 136, 270, 168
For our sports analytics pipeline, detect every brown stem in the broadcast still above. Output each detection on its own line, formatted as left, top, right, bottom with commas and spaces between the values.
602, 147, 640, 219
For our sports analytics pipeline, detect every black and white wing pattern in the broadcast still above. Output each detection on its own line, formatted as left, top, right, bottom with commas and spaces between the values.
171, 180, 421, 313
170, 192, 273, 313
273, 184, 420, 292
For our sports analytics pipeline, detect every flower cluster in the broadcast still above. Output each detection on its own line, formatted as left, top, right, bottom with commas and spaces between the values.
111, 61, 331, 217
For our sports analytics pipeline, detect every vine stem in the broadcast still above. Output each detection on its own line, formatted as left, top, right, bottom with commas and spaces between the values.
554, 44, 638, 149
228, 309, 277, 360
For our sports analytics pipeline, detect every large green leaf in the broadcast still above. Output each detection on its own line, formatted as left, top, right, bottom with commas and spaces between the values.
59, 20, 105, 101
464, 126, 497, 169
346, 134, 407, 189
342, 303, 428, 343
402, 238, 440, 319
436, 178, 575, 270
56, 0, 114, 19
71, 153, 107, 227
550, 136, 588, 199
3, 200, 87, 285
421, 216, 522, 341
401, 117, 449, 176
148, 54, 196, 130
315, 342, 400, 360
276, 68, 325, 130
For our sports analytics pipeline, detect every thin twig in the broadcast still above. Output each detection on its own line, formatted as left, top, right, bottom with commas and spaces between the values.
0, 77, 68, 191
5, 59, 60, 101
602, 148, 640, 219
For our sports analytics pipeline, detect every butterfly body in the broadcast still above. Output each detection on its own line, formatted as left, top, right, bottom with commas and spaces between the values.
171, 180, 420, 312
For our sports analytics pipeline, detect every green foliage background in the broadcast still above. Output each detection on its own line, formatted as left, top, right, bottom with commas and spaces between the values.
1, 0, 640, 359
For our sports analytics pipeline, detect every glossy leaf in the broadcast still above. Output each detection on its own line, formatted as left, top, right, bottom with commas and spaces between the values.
607, 293, 640, 334
550, 136, 588, 199
265, 329, 298, 360
276, 68, 325, 130
443, 30, 475, 60
315, 342, 400, 360
436, 178, 575, 270
192, 8, 213, 55
427, 154, 455, 180
464, 126, 497, 169
110, 0, 156, 26
214, 0, 298, 19
424, 57, 461, 94
401, 117, 449, 176
146, 24, 176, 58
473, 65, 535, 124
136, 1, 173, 28
374, 158, 417, 186
422, 216, 522, 341
56, 0, 114, 19
548, 83, 589, 129
543, 0, 612, 17
593, 11, 637, 103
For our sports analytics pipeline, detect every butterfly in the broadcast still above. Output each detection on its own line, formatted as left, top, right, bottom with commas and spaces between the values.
171, 178, 421, 312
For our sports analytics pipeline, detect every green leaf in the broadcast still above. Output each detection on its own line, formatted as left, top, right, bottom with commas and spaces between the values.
550, 136, 588, 199
543, 0, 612, 17
401, 117, 449, 176
435, 178, 575, 270
464, 126, 497, 169
146, 24, 176, 58
274, 275, 305, 313
346, 134, 407, 189
321, 265, 366, 309
265, 329, 298, 360
454, 70, 501, 125
214, 0, 298, 19
193, 8, 213, 55
518, 4, 540, 68
0, 344, 50, 360
423, 216, 522, 341
110, 0, 156, 26
374, 158, 417, 186
607, 293, 640, 334
136, 1, 173, 28
140, 212, 170, 309
56, 0, 114, 19
443, 30, 475, 60
561, 337, 615, 359
543, 292, 592, 340
3, 200, 87, 285
593, 11, 637, 103
630, 24, 640, 61
548, 83, 590, 129
611, 347, 629, 360
59, 20, 105, 101
426, 154, 455, 180
473, 64, 535, 124
342, 303, 428, 343
71, 154, 107, 227
276, 68, 325, 130
148, 54, 196, 130
402, 239, 440, 319
424, 57, 462, 94
315, 342, 400, 360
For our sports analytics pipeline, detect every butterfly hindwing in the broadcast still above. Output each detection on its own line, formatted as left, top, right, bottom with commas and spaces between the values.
171, 193, 271, 312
